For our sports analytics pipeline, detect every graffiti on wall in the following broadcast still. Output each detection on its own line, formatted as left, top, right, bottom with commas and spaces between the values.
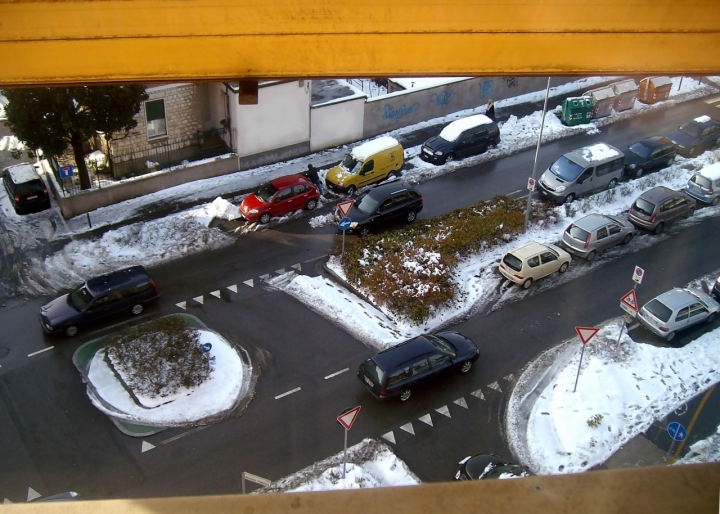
430, 90, 456, 108
382, 102, 421, 122
479, 79, 494, 99
503, 77, 519, 88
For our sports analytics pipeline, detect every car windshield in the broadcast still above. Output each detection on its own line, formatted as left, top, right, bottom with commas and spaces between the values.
628, 142, 652, 159
341, 155, 362, 174
354, 191, 381, 214
256, 183, 278, 203
502, 253, 523, 272
567, 225, 590, 241
549, 155, 584, 181
644, 299, 673, 323
633, 198, 655, 216
689, 174, 712, 189
679, 122, 702, 138
426, 335, 457, 356
360, 359, 385, 385
68, 285, 94, 311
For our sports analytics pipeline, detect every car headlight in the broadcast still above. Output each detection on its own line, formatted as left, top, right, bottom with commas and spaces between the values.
627, 164, 636, 169
555, 185, 566, 192
45, 323, 53, 331
350, 222, 358, 228
338, 180, 344, 187
435, 151, 443, 156
249, 208, 258, 214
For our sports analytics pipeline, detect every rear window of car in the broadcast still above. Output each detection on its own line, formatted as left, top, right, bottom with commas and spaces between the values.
502, 253, 523, 272
644, 299, 673, 323
566, 225, 590, 241
360, 359, 385, 386
15, 180, 45, 194
689, 174, 712, 190
632, 198, 655, 216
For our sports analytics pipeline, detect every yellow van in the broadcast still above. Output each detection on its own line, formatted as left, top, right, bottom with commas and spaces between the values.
325, 136, 404, 196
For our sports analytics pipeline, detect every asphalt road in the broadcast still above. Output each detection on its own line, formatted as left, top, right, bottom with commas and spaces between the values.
1, 93, 720, 501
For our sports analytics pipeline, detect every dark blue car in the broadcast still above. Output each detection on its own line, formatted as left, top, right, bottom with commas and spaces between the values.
667, 116, 720, 157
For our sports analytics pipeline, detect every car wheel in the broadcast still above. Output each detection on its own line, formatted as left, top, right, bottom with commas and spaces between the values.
622, 233, 633, 245
400, 389, 412, 402
259, 212, 271, 224
585, 250, 597, 262
131, 304, 143, 315
633, 167, 644, 178
563, 193, 576, 204
666, 331, 676, 342
685, 208, 695, 219
359, 227, 371, 238
558, 262, 569, 273
444, 153, 455, 164
712, 197, 720, 206
65, 325, 79, 337
406, 210, 417, 223
346, 185, 356, 197
305, 199, 317, 211
489, 140, 498, 150
607, 178, 618, 189
653, 222, 665, 235
460, 361, 473, 373
707, 312, 717, 324
521, 278, 533, 289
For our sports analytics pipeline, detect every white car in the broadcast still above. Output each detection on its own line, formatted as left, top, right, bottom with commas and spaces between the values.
637, 287, 719, 342
498, 241, 572, 289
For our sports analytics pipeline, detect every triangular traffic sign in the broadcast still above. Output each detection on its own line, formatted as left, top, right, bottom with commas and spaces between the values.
621, 290, 638, 311
337, 200, 354, 218
575, 326, 600, 345
337, 406, 361, 430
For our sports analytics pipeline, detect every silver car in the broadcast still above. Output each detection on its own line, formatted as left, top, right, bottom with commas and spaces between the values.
637, 287, 720, 342
561, 213, 634, 261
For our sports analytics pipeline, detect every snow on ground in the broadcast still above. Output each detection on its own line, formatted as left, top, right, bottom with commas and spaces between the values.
259, 438, 420, 493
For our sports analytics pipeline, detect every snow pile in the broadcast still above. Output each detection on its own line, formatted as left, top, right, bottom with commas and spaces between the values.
0, 134, 25, 153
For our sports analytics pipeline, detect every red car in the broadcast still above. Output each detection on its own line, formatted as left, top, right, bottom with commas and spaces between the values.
240, 174, 320, 224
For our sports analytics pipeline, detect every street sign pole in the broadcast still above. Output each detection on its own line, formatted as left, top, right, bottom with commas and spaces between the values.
343, 427, 348, 478
572, 327, 599, 393
524, 76, 552, 232
336, 405, 361, 479
665, 422, 687, 461
573, 343, 586, 393
337, 214, 353, 258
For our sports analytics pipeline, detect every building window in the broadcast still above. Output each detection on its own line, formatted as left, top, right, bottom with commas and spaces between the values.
145, 99, 167, 138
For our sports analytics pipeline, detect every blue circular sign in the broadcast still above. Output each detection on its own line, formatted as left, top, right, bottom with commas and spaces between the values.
202, 343, 212, 353
338, 217, 352, 231
667, 421, 687, 442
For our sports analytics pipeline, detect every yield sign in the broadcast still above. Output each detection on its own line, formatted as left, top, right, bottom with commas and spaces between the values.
621, 290, 638, 312
337, 406, 361, 430
575, 326, 599, 345
337, 200, 354, 218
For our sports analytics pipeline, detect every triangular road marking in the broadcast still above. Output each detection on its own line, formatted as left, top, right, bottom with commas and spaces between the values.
488, 381, 502, 392
399, 422, 415, 435
418, 414, 433, 426
291, 263, 302, 271
227, 284, 238, 293
27, 488, 41, 502
193, 295, 204, 305
381, 431, 396, 444
3, 498, 13, 504
454, 397, 469, 409
243, 279, 254, 288
259, 274, 270, 280
141, 441, 155, 453
471, 389, 486, 401
275, 268, 286, 275
210, 290, 221, 299
175, 301, 187, 310
435, 405, 451, 418
503, 374, 515, 382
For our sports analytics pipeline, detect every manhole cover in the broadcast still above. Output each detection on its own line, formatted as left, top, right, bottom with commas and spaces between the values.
0, 347, 10, 359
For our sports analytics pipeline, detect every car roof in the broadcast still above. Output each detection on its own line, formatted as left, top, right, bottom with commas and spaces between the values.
636, 136, 673, 150
637, 186, 681, 203
5, 163, 41, 184
365, 181, 417, 198
652, 288, 702, 310
695, 162, 720, 181
86, 265, 150, 294
571, 213, 615, 232
270, 174, 309, 189
372, 336, 436, 369
686, 115, 720, 128
351, 136, 400, 160
567, 143, 623, 166
508, 241, 548, 259
439, 114, 495, 142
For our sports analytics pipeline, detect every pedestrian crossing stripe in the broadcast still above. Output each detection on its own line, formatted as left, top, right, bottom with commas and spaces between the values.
435, 405, 451, 418
454, 397, 468, 409
243, 279, 254, 288
471, 389, 486, 401
418, 414, 433, 426
399, 422, 415, 435
193, 295, 204, 305
275, 268, 286, 275
291, 263, 302, 271
175, 301, 187, 310
488, 381, 502, 392
210, 290, 221, 298
382, 431, 396, 444
227, 284, 238, 292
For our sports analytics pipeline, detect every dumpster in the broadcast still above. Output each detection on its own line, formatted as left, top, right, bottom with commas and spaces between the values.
612, 79, 639, 112
638, 76, 673, 104
583, 86, 616, 118
561, 96, 594, 126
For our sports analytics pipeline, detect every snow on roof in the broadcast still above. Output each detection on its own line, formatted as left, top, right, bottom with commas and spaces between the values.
650, 76, 673, 87
439, 114, 493, 142
612, 80, 638, 94
389, 77, 470, 90
7, 163, 39, 184
351, 136, 399, 160
695, 115, 712, 124
579, 143, 621, 163
698, 162, 720, 181
585, 87, 614, 101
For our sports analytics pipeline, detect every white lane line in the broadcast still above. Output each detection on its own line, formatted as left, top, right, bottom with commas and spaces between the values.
86, 314, 152, 336
706, 96, 720, 104
627, 322, 641, 330
507, 189, 522, 196
303, 255, 327, 264
325, 368, 350, 380
160, 425, 208, 445
275, 387, 301, 399
28, 346, 54, 358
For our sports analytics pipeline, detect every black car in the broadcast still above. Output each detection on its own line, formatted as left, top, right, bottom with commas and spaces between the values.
713, 276, 720, 301
39, 265, 160, 337
624, 137, 676, 178
2, 163, 51, 214
667, 116, 720, 157
334, 181, 423, 237
420, 114, 500, 165
357, 331, 480, 401
454, 454, 533, 480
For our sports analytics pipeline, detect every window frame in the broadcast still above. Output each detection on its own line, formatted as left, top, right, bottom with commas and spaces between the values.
145, 98, 168, 139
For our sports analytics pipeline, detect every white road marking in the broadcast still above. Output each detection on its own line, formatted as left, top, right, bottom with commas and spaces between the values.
454, 397, 469, 409
27, 347, 54, 358
159, 425, 208, 445
435, 405, 451, 418
291, 263, 302, 271
275, 387, 301, 399
706, 96, 720, 104
507, 189, 522, 196
399, 422, 415, 435
503, 374, 515, 382
3, 498, 12, 504
176, 301, 187, 310
488, 381, 503, 392
324, 368, 349, 379
227, 284, 238, 293
418, 413, 433, 426
85, 314, 152, 336
243, 279, 254, 288
141, 441, 155, 453
26, 488, 41, 502
303, 255, 327, 264
382, 431, 396, 444
628, 322, 641, 330
471, 389, 486, 400
259, 274, 270, 280
210, 290, 221, 298
193, 295, 204, 305
275, 268, 286, 275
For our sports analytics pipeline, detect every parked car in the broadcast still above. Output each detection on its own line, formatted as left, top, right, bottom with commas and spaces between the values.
561, 213, 634, 261
628, 186, 696, 235
39, 265, 160, 337
420, 114, 500, 165
637, 287, 720, 342
240, 174, 320, 224
2, 162, 50, 215
538, 143, 625, 205
325, 137, 404, 196
454, 454, 533, 480
713, 276, 720, 301
624, 137, 676, 179
667, 115, 720, 157
334, 181, 423, 237
357, 331, 480, 402
498, 241, 571, 289
683, 162, 720, 206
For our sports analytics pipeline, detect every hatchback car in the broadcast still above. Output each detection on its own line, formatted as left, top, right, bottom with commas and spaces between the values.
2, 163, 51, 214
667, 115, 720, 157
624, 137, 676, 179
454, 454, 533, 481
628, 186, 696, 235
637, 287, 719, 342
334, 181, 423, 237
683, 162, 720, 206
561, 213, 634, 261
39, 265, 160, 337
713, 276, 720, 301
240, 174, 320, 224
357, 331, 480, 402
420, 114, 500, 165
498, 241, 571, 289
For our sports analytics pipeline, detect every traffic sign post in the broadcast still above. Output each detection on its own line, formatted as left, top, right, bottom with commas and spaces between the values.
573, 327, 599, 393
338, 216, 352, 257
337, 406, 361, 478
665, 421, 687, 461
241, 471, 271, 494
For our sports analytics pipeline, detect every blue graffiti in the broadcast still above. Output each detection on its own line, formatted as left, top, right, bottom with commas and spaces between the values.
479, 79, 494, 99
430, 90, 456, 108
382, 102, 421, 122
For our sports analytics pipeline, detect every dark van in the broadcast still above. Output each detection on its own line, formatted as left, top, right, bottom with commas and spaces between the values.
420, 114, 500, 165
39, 265, 160, 337
2, 163, 51, 214
357, 331, 480, 401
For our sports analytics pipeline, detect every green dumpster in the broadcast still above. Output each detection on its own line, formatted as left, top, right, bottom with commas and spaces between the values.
561, 96, 594, 126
